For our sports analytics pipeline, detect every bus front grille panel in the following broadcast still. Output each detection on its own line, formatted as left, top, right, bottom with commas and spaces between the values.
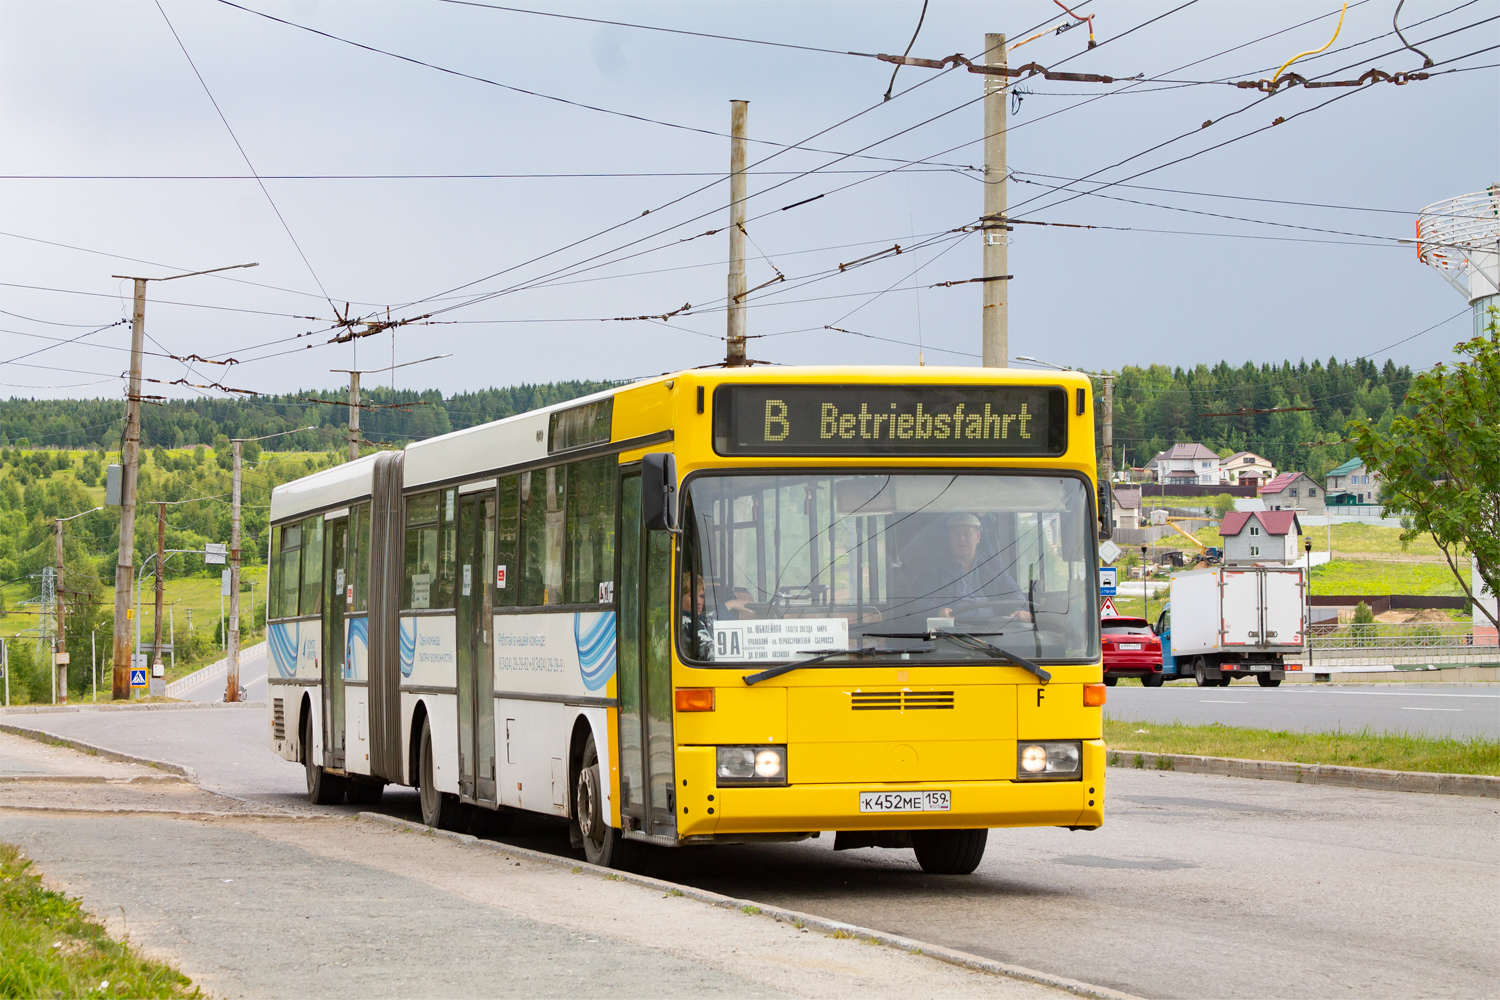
850, 690, 955, 711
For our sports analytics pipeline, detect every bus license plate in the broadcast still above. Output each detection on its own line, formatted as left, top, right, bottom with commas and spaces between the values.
859, 790, 950, 813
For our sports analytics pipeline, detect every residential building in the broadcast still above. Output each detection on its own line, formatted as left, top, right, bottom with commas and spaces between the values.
1258, 471, 1326, 515
1219, 510, 1303, 565
1324, 457, 1384, 506
1149, 443, 1221, 485
1112, 487, 1142, 531
1219, 451, 1276, 488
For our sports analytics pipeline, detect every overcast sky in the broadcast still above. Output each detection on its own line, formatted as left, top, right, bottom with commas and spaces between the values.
1, 0, 1495, 401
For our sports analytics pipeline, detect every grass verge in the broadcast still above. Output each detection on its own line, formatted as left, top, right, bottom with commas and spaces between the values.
0, 843, 199, 998
1104, 718, 1500, 776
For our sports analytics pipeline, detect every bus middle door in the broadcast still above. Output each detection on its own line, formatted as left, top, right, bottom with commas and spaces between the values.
456, 493, 498, 804
322, 515, 348, 770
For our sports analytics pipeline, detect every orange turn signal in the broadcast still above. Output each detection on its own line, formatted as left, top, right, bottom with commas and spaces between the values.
674, 688, 715, 712
1083, 683, 1107, 707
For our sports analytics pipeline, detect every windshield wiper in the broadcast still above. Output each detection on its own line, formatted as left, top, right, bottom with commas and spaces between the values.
741, 646, 932, 686
863, 630, 1051, 684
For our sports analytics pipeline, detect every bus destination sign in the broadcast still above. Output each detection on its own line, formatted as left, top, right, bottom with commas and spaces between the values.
713, 384, 1067, 456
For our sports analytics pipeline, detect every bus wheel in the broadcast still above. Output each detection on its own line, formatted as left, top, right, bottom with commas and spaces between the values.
418, 716, 461, 830
1193, 659, 1211, 687
347, 779, 385, 805
576, 733, 641, 871
912, 829, 987, 874
303, 713, 346, 806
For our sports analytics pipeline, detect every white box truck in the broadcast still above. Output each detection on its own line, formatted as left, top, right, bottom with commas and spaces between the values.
1155, 566, 1305, 687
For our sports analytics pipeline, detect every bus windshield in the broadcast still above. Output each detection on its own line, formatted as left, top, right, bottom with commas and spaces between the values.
680, 472, 1099, 665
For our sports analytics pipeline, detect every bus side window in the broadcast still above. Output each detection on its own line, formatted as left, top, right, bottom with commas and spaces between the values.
566, 456, 617, 605
496, 477, 519, 608
438, 488, 457, 608
274, 523, 301, 619
300, 515, 324, 616
405, 492, 441, 610
351, 501, 371, 612
520, 467, 567, 606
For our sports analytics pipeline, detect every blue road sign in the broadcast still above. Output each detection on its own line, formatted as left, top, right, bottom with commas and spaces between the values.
1099, 566, 1118, 597
129, 668, 148, 688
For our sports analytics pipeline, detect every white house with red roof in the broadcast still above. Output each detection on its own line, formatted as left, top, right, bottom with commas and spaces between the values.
1257, 471, 1325, 514
1219, 451, 1276, 487
1220, 509, 1303, 565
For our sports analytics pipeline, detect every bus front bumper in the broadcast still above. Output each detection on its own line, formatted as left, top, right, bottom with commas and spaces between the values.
674, 739, 1105, 837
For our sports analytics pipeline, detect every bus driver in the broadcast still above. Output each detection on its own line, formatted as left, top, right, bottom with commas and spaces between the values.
929, 513, 1032, 623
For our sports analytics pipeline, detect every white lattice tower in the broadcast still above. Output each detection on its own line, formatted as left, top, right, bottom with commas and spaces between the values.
1416, 185, 1500, 336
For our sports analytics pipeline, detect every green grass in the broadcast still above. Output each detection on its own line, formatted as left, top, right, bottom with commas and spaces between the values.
1310, 559, 1465, 597
1105, 719, 1500, 776
0, 843, 199, 999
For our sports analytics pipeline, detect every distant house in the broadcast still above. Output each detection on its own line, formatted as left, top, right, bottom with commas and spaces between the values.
1149, 443, 1221, 485
1219, 451, 1277, 488
1112, 487, 1142, 531
1258, 472, 1325, 515
1220, 510, 1303, 565
1325, 457, 1384, 506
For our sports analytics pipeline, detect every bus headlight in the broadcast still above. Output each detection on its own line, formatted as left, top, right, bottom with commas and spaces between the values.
716, 745, 788, 786
1016, 741, 1082, 780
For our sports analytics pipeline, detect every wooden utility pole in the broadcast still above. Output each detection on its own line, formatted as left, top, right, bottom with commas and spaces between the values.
152, 502, 166, 690
111, 278, 146, 699
54, 518, 67, 704
725, 99, 749, 366
225, 440, 243, 702
981, 32, 1008, 367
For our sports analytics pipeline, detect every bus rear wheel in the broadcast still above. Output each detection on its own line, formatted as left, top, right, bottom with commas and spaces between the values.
575, 733, 643, 871
912, 829, 987, 874
303, 712, 346, 806
418, 716, 461, 830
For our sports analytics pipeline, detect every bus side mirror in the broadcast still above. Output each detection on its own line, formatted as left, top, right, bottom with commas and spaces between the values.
1097, 480, 1113, 540
642, 452, 678, 532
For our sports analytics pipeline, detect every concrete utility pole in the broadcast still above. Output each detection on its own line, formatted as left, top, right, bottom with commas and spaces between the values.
109, 262, 257, 699
111, 278, 147, 699
347, 371, 361, 461
226, 440, 243, 702
725, 99, 749, 367
982, 32, 1009, 368
1101, 374, 1116, 484
152, 502, 166, 690
54, 518, 66, 704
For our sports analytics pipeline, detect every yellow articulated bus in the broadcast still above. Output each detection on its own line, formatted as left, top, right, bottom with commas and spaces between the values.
267, 366, 1109, 873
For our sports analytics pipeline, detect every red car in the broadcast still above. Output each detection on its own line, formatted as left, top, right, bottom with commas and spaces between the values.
1101, 616, 1163, 687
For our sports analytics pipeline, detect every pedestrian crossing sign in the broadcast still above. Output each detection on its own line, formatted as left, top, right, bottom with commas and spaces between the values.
1099, 596, 1119, 618
129, 668, 148, 689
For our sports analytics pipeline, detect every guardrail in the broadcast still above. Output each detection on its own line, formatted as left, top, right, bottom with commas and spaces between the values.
163, 641, 266, 699
1307, 623, 1499, 666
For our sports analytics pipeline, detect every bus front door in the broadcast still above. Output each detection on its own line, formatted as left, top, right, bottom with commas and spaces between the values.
322, 516, 347, 770
618, 472, 677, 841
456, 494, 497, 804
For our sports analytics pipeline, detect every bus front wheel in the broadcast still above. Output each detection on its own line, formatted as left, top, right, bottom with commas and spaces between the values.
912, 829, 987, 875
576, 733, 642, 871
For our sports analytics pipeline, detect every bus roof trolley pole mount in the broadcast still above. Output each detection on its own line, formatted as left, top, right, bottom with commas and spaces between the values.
642, 453, 679, 532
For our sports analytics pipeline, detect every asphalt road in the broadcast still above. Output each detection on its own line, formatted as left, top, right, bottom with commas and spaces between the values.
1107, 683, 1500, 739
10, 705, 1497, 999
175, 643, 268, 703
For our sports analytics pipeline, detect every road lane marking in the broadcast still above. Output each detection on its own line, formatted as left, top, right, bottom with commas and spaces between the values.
1400, 707, 1462, 712
1285, 689, 1499, 699
1199, 699, 1247, 704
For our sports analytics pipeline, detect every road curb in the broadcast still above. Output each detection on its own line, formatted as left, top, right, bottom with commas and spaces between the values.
0, 804, 305, 820
0, 701, 265, 715
0, 723, 199, 782
1106, 749, 1499, 798
356, 811, 1141, 1000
